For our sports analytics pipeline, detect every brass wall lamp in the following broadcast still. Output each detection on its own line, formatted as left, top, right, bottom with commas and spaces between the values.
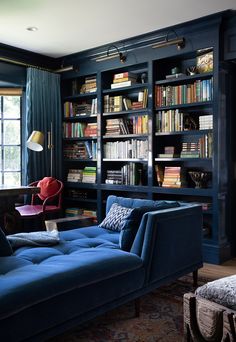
152, 29, 185, 50
95, 45, 126, 63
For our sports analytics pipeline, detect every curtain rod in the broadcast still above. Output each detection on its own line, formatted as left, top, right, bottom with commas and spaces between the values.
0, 56, 54, 72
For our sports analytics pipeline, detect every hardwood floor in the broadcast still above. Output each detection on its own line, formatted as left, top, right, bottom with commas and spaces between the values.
199, 258, 236, 280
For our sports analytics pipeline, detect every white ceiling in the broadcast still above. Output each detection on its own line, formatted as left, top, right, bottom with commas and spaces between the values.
1, 0, 236, 58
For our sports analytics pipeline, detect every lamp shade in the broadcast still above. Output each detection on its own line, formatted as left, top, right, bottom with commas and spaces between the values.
26, 131, 44, 152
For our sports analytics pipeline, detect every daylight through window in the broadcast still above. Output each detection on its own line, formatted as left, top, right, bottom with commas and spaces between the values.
0, 89, 22, 186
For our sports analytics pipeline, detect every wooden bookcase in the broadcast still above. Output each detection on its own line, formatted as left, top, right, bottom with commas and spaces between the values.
61, 14, 236, 264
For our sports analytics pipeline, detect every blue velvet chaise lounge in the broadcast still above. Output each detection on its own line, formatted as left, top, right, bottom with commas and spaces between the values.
0, 195, 203, 341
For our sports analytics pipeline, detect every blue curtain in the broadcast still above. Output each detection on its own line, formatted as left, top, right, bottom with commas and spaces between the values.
25, 68, 62, 184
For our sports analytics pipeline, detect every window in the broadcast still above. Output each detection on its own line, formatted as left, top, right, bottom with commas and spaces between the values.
0, 89, 22, 186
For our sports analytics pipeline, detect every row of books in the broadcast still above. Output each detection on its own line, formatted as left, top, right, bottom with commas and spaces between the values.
104, 90, 148, 113
64, 99, 97, 118
105, 163, 143, 185
156, 110, 184, 132
156, 110, 213, 133
67, 167, 96, 183
105, 115, 148, 136
103, 139, 148, 159
155, 78, 213, 107
63, 141, 97, 160
181, 134, 213, 158
63, 122, 97, 138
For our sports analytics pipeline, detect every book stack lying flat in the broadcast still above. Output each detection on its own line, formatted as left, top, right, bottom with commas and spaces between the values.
162, 166, 182, 188
105, 170, 123, 184
199, 114, 213, 129
157, 146, 179, 158
65, 207, 83, 217
82, 166, 96, 183
111, 72, 137, 89
84, 123, 97, 137
67, 169, 83, 182
80, 76, 97, 94
180, 142, 200, 158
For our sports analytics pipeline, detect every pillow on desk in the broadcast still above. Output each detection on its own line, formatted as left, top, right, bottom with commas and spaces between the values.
0, 227, 13, 256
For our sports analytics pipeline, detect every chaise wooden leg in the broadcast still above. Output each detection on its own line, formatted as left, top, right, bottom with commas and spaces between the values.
135, 297, 140, 317
192, 269, 198, 288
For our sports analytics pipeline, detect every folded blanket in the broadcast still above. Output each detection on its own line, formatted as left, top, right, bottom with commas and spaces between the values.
7, 230, 60, 249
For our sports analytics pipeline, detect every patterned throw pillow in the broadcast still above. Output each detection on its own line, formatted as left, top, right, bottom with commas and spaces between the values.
99, 203, 133, 232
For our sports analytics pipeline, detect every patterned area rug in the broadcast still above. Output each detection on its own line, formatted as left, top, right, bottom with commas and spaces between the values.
49, 275, 209, 342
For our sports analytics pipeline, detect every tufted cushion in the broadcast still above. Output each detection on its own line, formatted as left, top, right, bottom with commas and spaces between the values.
195, 275, 236, 310
99, 203, 133, 232
37, 177, 60, 200
0, 226, 144, 321
0, 227, 12, 256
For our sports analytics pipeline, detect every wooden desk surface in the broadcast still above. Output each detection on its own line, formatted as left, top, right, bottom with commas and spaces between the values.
0, 185, 40, 197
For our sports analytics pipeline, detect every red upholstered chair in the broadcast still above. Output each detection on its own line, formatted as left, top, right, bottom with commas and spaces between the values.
16, 177, 63, 230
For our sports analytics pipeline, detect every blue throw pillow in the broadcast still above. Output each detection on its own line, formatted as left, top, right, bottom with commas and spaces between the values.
99, 203, 133, 232
0, 227, 13, 256
119, 201, 180, 251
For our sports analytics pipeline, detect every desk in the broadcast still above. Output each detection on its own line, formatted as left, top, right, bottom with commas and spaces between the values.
0, 186, 40, 234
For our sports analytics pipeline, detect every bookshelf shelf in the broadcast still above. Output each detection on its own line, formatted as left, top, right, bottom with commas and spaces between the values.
103, 158, 148, 162
64, 197, 97, 204
154, 158, 212, 162
152, 187, 213, 196
155, 101, 213, 111
63, 92, 97, 101
63, 137, 97, 141
155, 129, 213, 136
155, 72, 213, 85
103, 83, 148, 94
64, 158, 97, 162
66, 182, 97, 189
103, 134, 148, 139
101, 184, 148, 192
63, 115, 97, 121
103, 109, 149, 117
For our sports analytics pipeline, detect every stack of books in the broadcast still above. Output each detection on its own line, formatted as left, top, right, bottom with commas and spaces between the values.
105, 170, 123, 184
82, 166, 96, 183
67, 169, 83, 182
131, 89, 148, 110
110, 72, 137, 89
199, 114, 213, 129
157, 146, 179, 158
180, 142, 200, 158
105, 118, 129, 135
84, 123, 97, 137
162, 166, 182, 188
64, 141, 97, 160
65, 207, 83, 217
80, 75, 97, 93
